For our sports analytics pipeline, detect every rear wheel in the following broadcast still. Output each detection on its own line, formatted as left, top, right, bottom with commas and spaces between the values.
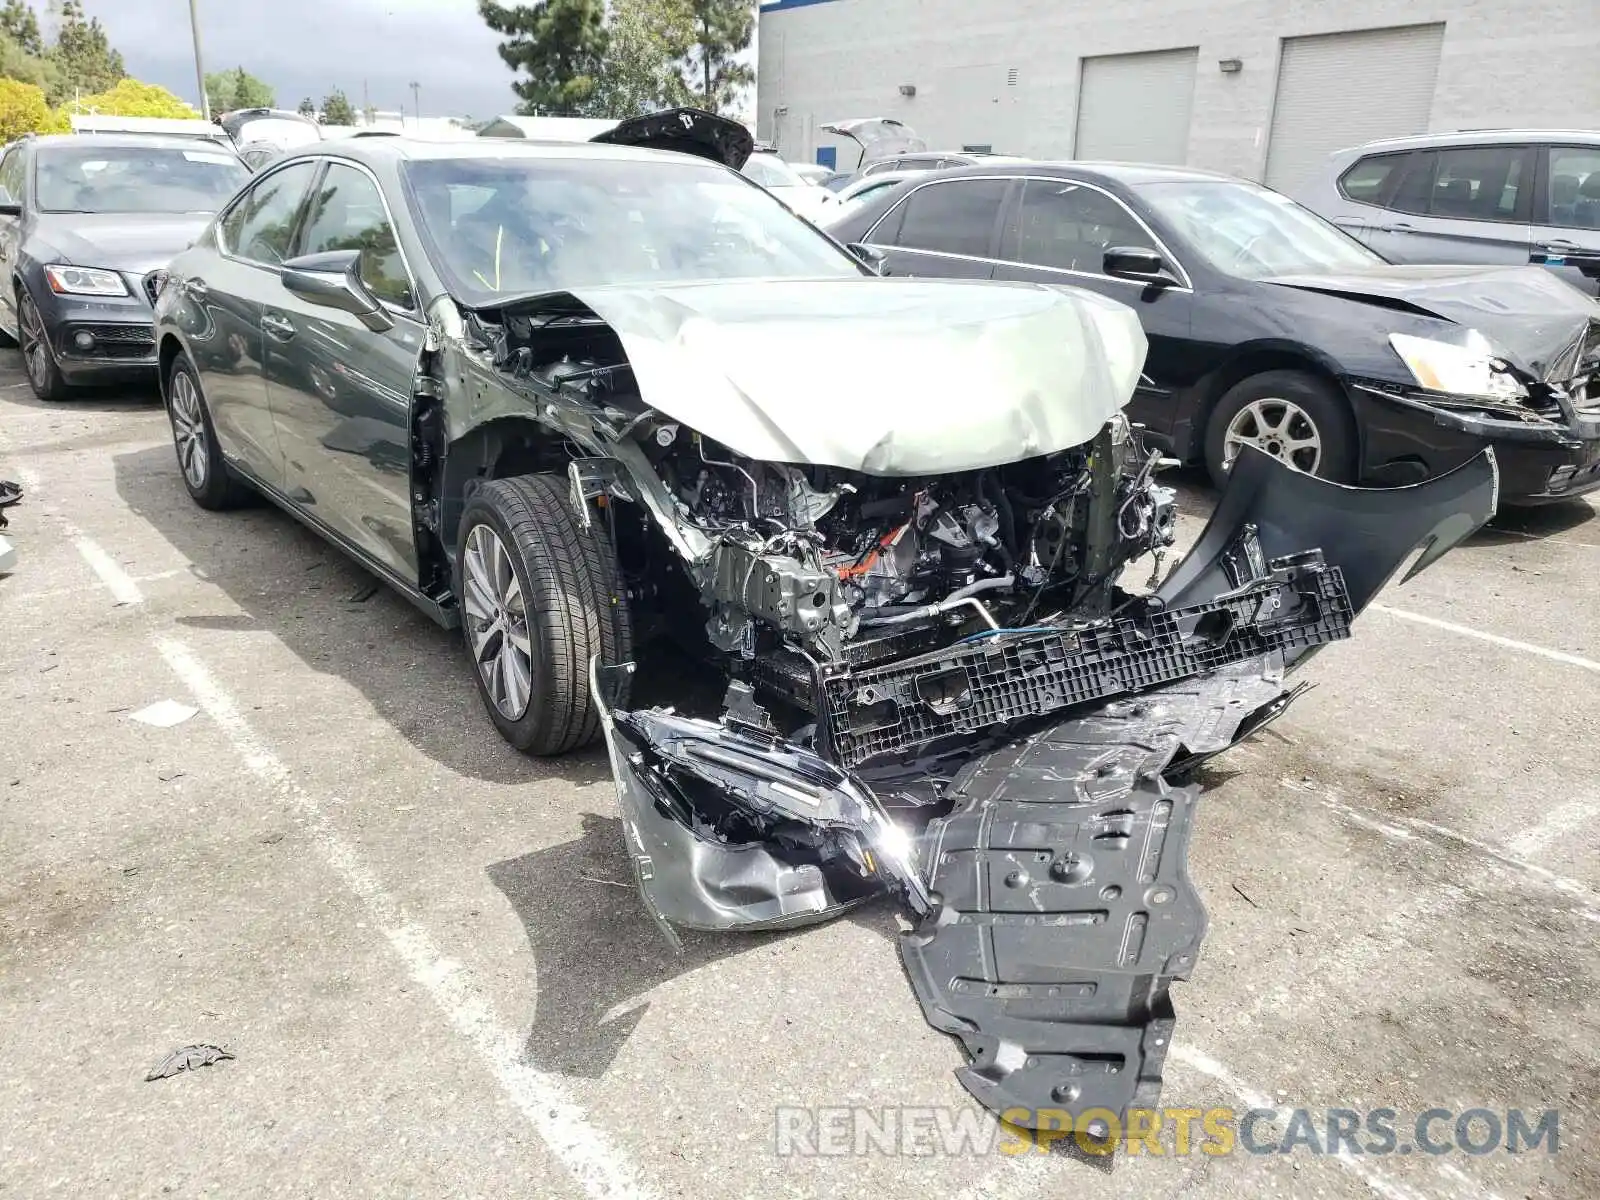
165, 355, 251, 510
1203, 369, 1356, 490
17, 287, 68, 403
457, 474, 633, 756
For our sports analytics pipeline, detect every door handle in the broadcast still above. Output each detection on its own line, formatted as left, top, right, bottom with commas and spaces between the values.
261, 312, 296, 341
1544, 239, 1586, 252
184, 278, 209, 300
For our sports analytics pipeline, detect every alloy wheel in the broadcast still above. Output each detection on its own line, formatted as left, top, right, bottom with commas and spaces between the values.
18, 293, 51, 392
168, 371, 209, 490
462, 523, 533, 720
1222, 398, 1323, 474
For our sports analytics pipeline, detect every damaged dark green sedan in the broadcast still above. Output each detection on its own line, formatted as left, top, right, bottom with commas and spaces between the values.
152, 109, 1498, 1129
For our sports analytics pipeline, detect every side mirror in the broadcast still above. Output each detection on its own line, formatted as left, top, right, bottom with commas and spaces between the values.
280, 249, 393, 332
0, 189, 20, 216
1103, 246, 1178, 287
847, 242, 889, 275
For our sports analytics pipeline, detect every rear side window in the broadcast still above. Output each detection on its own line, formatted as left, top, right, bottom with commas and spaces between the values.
220, 161, 317, 265
1547, 146, 1600, 229
1429, 145, 1527, 220
1338, 153, 1408, 204
888, 178, 1009, 256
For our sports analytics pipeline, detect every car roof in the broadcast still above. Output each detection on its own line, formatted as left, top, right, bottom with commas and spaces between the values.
28, 133, 239, 153
1335, 128, 1600, 155
916, 160, 1240, 186
277, 136, 720, 169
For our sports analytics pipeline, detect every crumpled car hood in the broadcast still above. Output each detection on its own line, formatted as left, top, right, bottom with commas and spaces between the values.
562, 277, 1148, 475
1266, 264, 1600, 380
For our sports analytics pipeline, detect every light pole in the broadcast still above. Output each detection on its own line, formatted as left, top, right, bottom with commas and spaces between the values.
188, 0, 209, 120
409, 81, 421, 127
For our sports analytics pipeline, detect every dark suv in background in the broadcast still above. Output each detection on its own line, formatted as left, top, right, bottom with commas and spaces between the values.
0, 133, 249, 400
1295, 130, 1600, 295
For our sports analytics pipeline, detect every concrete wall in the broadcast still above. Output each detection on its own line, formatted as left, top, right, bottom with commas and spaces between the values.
756, 0, 1600, 178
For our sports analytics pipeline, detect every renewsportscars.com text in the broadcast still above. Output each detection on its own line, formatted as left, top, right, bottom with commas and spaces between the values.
772, 1105, 1561, 1158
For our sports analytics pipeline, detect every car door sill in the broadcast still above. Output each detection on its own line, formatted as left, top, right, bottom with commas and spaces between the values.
226, 458, 458, 629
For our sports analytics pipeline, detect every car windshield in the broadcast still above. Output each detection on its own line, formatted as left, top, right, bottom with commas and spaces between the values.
35, 144, 248, 214
1136, 179, 1384, 278
743, 152, 808, 189
402, 153, 863, 304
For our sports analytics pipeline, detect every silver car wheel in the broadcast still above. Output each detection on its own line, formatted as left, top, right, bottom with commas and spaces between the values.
18, 293, 51, 390
1223, 398, 1322, 474
462, 523, 533, 720
168, 371, 209, 490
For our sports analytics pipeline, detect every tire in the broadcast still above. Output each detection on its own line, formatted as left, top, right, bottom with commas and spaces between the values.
16, 286, 69, 402
457, 474, 633, 756
165, 354, 251, 510
1203, 369, 1356, 491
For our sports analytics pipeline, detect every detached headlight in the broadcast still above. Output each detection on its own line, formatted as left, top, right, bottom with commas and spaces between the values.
44, 265, 129, 297
1389, 331, 1526, 403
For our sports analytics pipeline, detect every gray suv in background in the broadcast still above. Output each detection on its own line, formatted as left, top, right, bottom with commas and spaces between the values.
1295, 130, 1600, 295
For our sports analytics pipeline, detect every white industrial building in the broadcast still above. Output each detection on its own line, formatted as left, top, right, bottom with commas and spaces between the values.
756, 0, 1600, 192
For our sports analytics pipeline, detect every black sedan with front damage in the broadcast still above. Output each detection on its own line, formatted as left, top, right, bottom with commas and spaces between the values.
0, 133, 249, 401
151, 112, 1497, 1129
825, 162, 1600, 503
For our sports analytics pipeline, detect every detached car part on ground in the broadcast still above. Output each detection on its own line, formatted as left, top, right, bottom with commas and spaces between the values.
150, 109, 1499, 1130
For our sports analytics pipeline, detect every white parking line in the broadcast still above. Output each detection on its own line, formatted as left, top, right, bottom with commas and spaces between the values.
1170, 1046, 1429, 1200
1371, 605, 1600, 673
72, 535, 146, 605
1284, 780, 1600, 921
155, 634, 656, 1200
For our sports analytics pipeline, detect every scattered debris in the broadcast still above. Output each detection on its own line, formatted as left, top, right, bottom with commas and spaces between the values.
579, 874, 630, 889
130, 700, 198, 729
157, 769, 185, 782
1231, 883, 1259, 908
346, 583, 379, 603
0, 478, 21, 528
145, 1043, 234, 1081
259, 832, 284, 845
122, 866, 140, 877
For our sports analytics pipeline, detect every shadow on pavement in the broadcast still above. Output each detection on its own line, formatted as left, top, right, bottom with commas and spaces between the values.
111, 441, 606, 787
487, 811, 898, 1078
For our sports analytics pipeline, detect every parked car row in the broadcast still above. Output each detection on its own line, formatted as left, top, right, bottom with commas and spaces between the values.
821, 159, 1600, 504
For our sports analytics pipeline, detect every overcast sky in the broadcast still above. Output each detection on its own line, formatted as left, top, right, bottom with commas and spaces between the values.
75, 0, 594, 119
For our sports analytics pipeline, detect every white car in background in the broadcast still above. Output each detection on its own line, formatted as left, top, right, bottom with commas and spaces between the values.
742, 149, 834, 219
818, 169, 925, 228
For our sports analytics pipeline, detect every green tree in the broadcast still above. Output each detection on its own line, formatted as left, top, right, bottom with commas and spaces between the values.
46, 0, 125, 102
677, 0, 752, 113
479, 0, 607, 117
320, 88, 355, 125
75, 78, 198, 118
0, 28, 61, 96
205, 66, 274, 115
296, 96, 315, 117
589, 0, 692, 118
1, 0, 42, 55
0, 76, 67, 140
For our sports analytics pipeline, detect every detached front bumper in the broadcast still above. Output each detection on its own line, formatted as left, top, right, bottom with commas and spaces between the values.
591, 447, 1499, 1129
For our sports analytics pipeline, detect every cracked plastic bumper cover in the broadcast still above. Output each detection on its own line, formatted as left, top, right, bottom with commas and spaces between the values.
590, 446, 1499, 1125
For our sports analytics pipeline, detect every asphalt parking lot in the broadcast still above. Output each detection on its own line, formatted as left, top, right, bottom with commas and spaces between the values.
2, 352, 1597, 1200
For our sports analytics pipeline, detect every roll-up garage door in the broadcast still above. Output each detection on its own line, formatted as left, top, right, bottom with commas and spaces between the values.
1075, 48, 1199, 165
1264, 24, 1445, 193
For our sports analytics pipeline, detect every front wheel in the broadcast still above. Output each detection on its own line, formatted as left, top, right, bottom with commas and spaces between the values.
457, 475, 633, 756
1203, 369, 1356, 490
17, 287, 68, 402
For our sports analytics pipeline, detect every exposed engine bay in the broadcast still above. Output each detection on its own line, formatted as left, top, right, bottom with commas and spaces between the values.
450, 287, 1500, 1131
